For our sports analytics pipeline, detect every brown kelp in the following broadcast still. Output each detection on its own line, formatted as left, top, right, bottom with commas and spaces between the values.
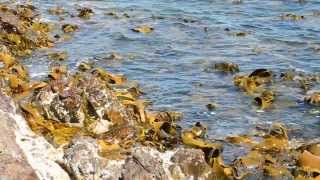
1, 2, 320, 180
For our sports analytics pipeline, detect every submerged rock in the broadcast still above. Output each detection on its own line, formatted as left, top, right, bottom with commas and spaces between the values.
131, 25, 154, 33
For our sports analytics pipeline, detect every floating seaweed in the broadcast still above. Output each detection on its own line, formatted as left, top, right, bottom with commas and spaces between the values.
62, 24, 79, 33
77, 7, 93, 19
131, 25, 154, 33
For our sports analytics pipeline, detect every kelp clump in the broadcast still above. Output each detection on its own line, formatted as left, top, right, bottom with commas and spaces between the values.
0, 4, 54, 56
9, 61, 190, 155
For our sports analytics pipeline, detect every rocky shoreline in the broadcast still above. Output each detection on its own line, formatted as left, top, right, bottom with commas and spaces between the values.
0, 2, 320, 180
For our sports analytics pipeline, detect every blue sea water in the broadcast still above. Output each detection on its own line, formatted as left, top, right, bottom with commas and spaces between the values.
24, 0, 320, 154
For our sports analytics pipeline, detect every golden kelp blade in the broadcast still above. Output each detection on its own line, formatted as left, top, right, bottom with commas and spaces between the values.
97, 140, 124, 160
0, 52, 15, 67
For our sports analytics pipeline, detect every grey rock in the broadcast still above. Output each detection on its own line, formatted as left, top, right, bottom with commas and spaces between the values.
122, 147, 169, 180
63, 137, 124, 180
170, 148, 214, 179
0, 92, 70, 180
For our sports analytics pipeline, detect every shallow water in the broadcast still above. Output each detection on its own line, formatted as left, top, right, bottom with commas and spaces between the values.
23, 0, 320, 148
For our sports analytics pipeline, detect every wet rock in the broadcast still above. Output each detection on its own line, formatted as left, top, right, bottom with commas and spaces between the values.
170, 148, 214, 179
206, 103, 218, 110
63, 138, 217, 180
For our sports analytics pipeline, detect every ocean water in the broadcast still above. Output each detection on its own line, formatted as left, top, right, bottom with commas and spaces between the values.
23, 0, 320, 152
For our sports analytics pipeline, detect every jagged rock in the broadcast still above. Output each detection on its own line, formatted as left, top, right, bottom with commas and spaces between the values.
32, 71, 135, 134
122, 147, 216, 180
63, 136, 217, 180
122, 147, 170, 180
63, 136, 124, 180
0, 92, 70, 180
170, 148, 214, 179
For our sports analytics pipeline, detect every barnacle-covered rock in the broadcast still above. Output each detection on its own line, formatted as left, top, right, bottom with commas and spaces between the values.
31, 67, 135, 134
63, 136, 221, 180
